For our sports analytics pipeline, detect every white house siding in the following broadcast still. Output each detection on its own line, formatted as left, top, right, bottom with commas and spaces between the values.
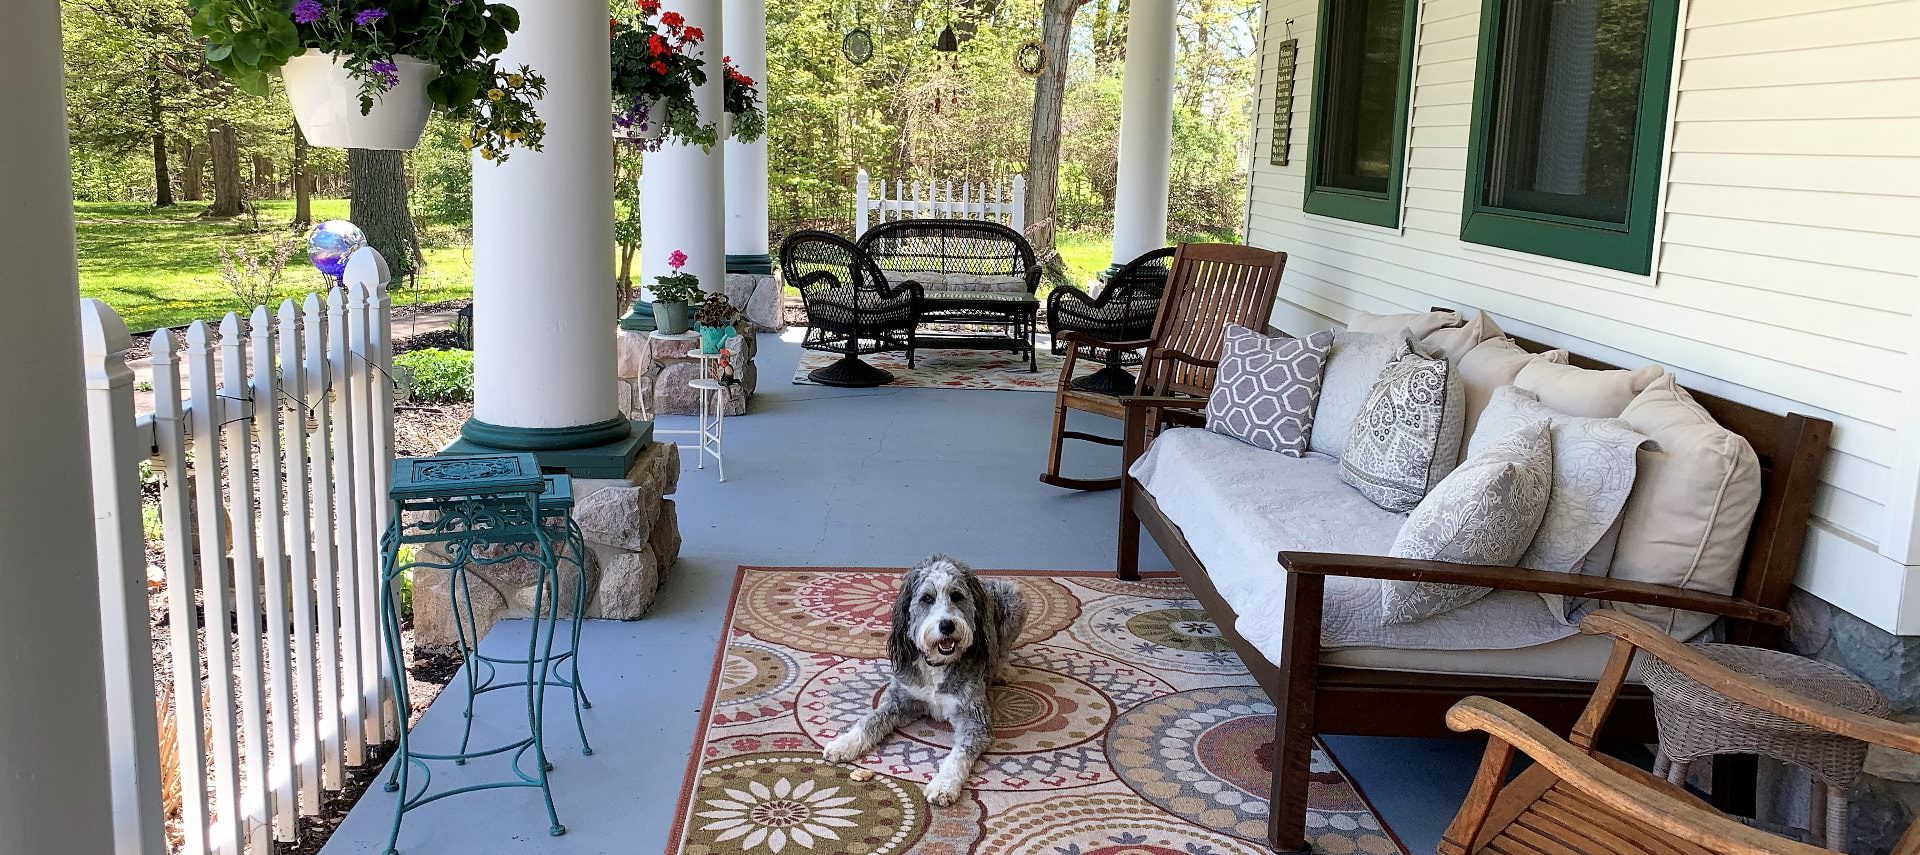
1243, 0, 1920, 632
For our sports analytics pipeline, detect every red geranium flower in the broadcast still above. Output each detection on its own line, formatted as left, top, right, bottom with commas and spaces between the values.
650, 60, 669, 75
660, 10, 683, 28
683, 25, 703, 42
648, 33, 667, 56
636, 0, 660, 12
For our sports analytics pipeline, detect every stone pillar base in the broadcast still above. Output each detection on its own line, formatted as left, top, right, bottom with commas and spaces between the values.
411, 441, 682, 650
725, 271, 785, 332
618, 327, 757, 417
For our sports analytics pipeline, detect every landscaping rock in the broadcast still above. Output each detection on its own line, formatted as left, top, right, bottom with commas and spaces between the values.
587, 543, 662, 619
650, 499, 681, 576
574, 483, 660, 553
410, 555, 507, 651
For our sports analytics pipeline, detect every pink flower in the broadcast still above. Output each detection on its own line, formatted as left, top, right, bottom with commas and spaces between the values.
668, 249, 688, 270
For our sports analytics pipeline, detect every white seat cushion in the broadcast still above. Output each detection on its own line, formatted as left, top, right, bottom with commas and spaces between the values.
1131, 428, 1581, 676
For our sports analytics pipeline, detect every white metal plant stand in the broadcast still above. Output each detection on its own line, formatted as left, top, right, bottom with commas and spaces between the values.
647, 339, 726, 482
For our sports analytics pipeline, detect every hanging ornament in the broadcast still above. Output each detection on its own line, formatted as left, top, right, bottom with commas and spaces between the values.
1015, 39, 1045, 77
934, 24, 959, 52
842, 27, 873, 65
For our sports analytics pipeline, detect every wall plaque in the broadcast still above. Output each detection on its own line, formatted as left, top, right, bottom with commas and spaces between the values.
1270, 38, 1298, 167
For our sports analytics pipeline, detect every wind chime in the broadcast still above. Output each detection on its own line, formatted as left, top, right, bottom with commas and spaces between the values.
930, 0, 960, 113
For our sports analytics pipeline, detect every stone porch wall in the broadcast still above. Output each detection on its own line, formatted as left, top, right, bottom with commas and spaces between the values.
1758, 591, 1920, 853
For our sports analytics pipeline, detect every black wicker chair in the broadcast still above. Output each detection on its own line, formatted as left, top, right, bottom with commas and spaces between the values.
857, 219, 1042, 371
779, 230, 921, 387
1045, 246, 1175, 395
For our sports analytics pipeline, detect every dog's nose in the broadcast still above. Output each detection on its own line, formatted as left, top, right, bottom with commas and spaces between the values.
937, 619, 955, 636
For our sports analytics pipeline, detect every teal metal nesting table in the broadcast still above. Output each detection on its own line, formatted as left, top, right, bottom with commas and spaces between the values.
377, 453, 592, 853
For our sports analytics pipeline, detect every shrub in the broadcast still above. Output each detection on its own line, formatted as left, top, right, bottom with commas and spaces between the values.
394, 348, 474, 404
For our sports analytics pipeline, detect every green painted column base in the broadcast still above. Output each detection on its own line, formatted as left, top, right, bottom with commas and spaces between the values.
444, 417, 655, 479
619, 299, 657, 332
725, 253, 775, 276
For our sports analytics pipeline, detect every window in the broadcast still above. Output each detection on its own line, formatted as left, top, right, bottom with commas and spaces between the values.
1461, 0, 1680, 274
1303, 0, 1418, 228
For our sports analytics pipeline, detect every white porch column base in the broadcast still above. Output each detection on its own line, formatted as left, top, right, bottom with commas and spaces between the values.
464, 0, 644, 476
1109, 0, 1179, 271
722, 0, 771, 275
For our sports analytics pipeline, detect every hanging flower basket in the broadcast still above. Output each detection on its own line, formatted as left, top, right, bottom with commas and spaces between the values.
721, 57, 765, 143
610, 1, 715, 152
613, 96, 670, 142
284, 51, 438, 150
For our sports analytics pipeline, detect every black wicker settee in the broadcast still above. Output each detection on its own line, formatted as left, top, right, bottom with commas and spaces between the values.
857, 219, 1044, 373
1045, 246, 1175, 395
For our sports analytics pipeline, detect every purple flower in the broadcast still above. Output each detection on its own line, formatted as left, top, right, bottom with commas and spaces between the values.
353, 6, 388, 25
369, 59, 399, 89
292, 0, 324, 24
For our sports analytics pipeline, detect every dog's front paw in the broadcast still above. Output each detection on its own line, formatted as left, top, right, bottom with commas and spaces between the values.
821, 733, 864, 764
923, 773, 965, 807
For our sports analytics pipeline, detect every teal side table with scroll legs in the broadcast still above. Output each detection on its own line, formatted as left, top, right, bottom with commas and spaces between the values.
377, 453, 567, 854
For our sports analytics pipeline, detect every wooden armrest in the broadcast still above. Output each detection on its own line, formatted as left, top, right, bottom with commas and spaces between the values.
1278, 552, 1788, 626
1579, 612, 1920, 753
1149, 347, 1218, 370
1118, 395, 1208, 411
1446, 697, 1826, 855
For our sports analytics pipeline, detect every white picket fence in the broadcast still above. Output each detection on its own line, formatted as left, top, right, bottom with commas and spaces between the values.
853, 168, 1025, 238
83, 248, 398, 855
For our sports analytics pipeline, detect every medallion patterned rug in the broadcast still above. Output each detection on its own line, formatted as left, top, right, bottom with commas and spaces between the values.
788, 335, 1089, 392
670, 567, 1405, 855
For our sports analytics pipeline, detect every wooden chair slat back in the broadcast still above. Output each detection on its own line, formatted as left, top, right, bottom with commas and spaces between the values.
1141, 243, 1287, 397
1505, 333, 1832, 646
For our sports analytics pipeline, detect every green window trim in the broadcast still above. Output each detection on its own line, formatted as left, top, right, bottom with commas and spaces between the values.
1302, 0, 1420, 229
1458, 0, 1680, 276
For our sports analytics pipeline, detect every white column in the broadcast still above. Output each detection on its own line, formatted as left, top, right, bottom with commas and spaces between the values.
1109, 0, 1179, 268
468, 0, 624, 439
0, 2, 119, 852
722, 0, 770, 272
642, 0, 726, 294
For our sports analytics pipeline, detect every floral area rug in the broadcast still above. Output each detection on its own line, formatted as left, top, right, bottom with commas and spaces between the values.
670, 568, 1406, 855
788, 334, 1096, 392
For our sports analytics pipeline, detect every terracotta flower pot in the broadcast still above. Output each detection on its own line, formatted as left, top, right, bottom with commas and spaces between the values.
283, 51, 438, 150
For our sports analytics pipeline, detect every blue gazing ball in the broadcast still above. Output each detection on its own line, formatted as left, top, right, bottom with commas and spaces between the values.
307, 220, 367, 279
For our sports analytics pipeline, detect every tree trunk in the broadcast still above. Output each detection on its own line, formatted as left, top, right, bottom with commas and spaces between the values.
147, 71, 173, 207
291, 125, 312, 227
1026, 0, 1086, 261
349, 148, 419, 276
206, 121, 244, 217
181, 139, 205, 201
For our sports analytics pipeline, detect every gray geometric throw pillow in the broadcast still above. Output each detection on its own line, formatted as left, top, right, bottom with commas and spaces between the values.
1339, 348, 1466, 512
1204, 324, 1337, 456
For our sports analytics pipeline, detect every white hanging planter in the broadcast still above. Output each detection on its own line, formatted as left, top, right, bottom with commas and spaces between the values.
720, 112, 733, 141
613, 97, 669, 142
283, 51, 438, 150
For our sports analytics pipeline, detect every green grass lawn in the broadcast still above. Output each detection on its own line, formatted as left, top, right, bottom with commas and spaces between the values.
77, 198, 473, 331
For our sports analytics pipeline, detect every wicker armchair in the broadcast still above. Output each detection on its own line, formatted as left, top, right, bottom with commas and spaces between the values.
1045, 247, 1175, 395
779, 230, 921, 387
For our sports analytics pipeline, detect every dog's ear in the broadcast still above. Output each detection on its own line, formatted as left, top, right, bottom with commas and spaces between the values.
965, 570, 994, 655
888, 566, 922, 670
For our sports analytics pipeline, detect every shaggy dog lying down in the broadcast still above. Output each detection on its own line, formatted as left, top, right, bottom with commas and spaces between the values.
822, 556, 1028, 805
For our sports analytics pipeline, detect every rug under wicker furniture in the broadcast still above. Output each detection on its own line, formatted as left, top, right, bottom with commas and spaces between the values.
669, 567, 1406, 855
789, 333, 1093, 392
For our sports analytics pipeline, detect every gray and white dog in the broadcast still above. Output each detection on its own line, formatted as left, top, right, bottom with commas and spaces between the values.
822, 555, 1027, 806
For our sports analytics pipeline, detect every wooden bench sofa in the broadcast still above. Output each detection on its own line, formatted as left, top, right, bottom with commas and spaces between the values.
1114, 323, 1832, 853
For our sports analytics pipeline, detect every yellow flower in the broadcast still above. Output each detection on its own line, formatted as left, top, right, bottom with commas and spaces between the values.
506, 73, 524, 87
534, 120, 546, 131
487, 88, 505, 101
481, 148, 496, 160
502, 129, 519, 141
463, 134, 477, 149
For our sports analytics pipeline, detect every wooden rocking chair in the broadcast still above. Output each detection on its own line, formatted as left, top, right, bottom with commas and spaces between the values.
1040, 243, 1286, 490
1442, 610, 1920, 855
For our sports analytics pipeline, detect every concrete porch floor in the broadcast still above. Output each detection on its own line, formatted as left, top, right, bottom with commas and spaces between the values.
320, 332, 1480, 854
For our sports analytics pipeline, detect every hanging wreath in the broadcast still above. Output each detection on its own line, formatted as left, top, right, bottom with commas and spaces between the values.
1015, 39, 1045, 77
842, 28, 873, 65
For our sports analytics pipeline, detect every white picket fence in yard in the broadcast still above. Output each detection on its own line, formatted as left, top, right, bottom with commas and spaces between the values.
854, 168, 1025, 238
84, 247, 398, 855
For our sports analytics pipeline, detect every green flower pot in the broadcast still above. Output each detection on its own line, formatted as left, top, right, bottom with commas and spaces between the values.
652, 301, 690, 334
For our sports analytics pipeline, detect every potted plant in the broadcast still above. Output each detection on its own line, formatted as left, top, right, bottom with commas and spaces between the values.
649, 249, 702, 334
610, 0, 715, 151
189, 0, 548, 157
693, 292, 742, 353
720, 56, 765, 143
